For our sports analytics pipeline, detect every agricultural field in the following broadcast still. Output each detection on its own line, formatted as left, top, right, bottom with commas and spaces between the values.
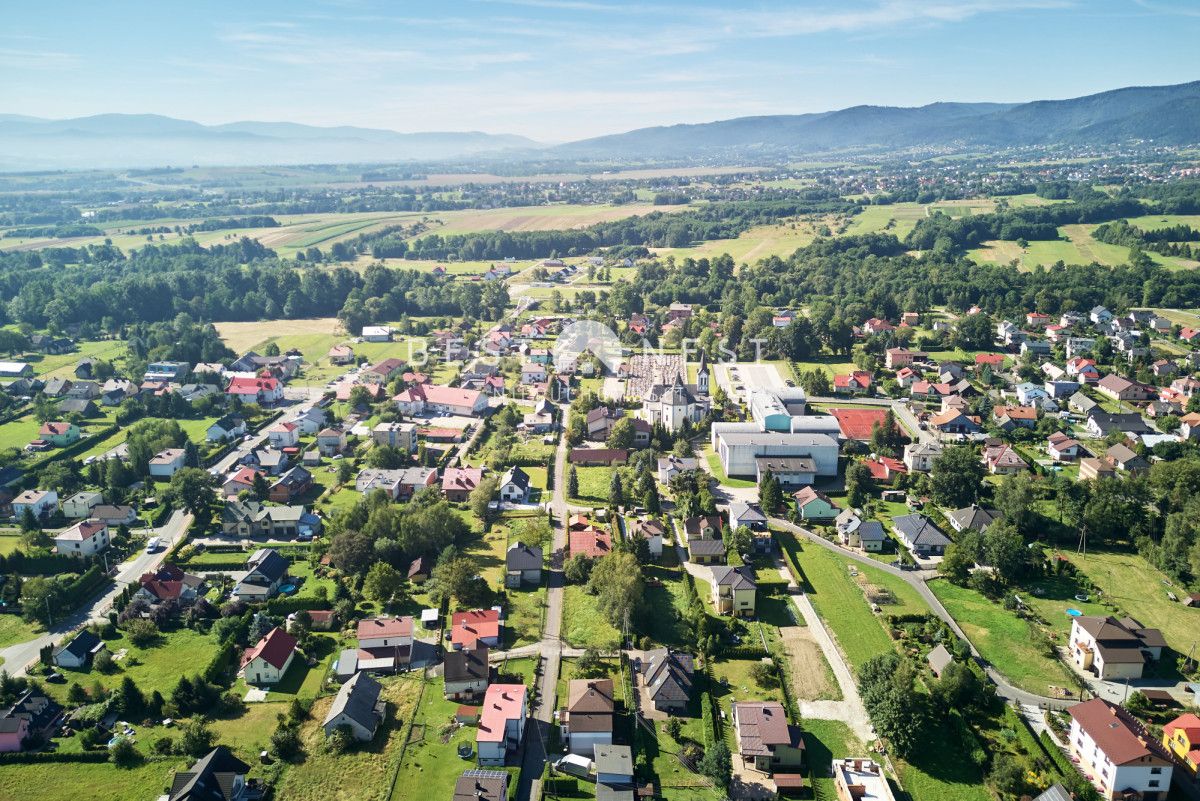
968, 223, 1199, 271
653, 219, 820, 264
843, 202, 929, 239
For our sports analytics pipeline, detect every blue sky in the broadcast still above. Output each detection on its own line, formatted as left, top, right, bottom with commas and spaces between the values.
1, 0, 1198, 140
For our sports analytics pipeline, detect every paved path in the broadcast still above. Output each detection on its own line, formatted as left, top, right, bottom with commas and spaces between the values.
0, 510, 193, 674
769, 516, 1077, 710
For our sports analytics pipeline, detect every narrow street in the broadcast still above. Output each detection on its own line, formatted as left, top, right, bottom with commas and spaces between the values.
0, 510, 194, 674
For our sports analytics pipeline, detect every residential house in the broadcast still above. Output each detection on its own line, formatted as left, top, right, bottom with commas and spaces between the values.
1097, 374, 1154, 403
135, 564, 203, 606
639, 648, 694, 713
1079, 457, 1117, 481
452, 771, 509, 801
983, 442, 1028, 475
61, 490, 103, 518
927, 644, 955, 678
452, 609, 502, 650
499, 467, 531, 502
891, 514, 950, 557
240, 627, 297, 685
371, 421, 417, 452
323, 671, 386, 742
1089, 306, 1113, 325
732, 701, 805, 773
833, 371, 873, 395
53, 629, 106, 669
1162, 713, 1200, 777
928, 409, 981, 436
1020, 340, 1052, 359
1047, 431, 1081, 462
594, 744, 635, 790
295, 406, 328, 435
206, 415, 246, 442
54, 518, 110, 558
222, 466, 263, 498
1086, 410, 1154, 438
222, 500, 306, 538
444, 646, 491, 701
792, 486, 839, 521
1067, 698, 1173, 800
863, 318, 895, 335
1069, 391, 1098, 414
728, 501, 767, 531
711, 565, 757, 617
477, 684, 527, 766
363, 357, 406, 384
91, 504, 137, 527
627, 517, 665, 558
885, 348, 924, 369
12, 489, 58, 520
266, 421, 300, 449
0, 689, 62, 754
328, 344, 355, 365
394, 383, 487, 417
143, 360, 189, 382
1069, 616, 1165, 680
992, 404, 1038, 431
903, 441, 942, 472
357, 617, 414, 665
562, 678, 615, 756
316, 427, 348, 457
148, 448, 187, 478
38, 421, 80, 447
226, 376, 283, 405
505, 542, 542, 588
946, 505, 999, 533
0, 361, 33, 379
361, 325, 392, 342
1107, 443, 1149, 474
442, 467, 485, 502
571, 524, 614, 559
269, 465, 313, 503
1015, 382, 1050, 406
233, 548, 289, 601
57, 398, 97, 417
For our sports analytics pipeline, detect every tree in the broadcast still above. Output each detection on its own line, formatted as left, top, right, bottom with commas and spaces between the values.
110, 738, 144, 768
336, 459, 354, 485
930, 446, 986, 508
937, 543, 974, 585
430, 555, 488, 608
697, 740, 732, 788
363, 562, 405, 605
608, 470, 624, 507
606, 417, 635, 449
758, 472, 783, 513
271, 725, 302, 760
126, 618, 159, 648
468, 475, 500, 523
982, 521, 1029, 583
869, 410, 905, 457
252, 471, 271, 501
566, 466, 579, 500
664, 717, 683, 742
113, 677, 146, 719
954, 312, 993, 351
163, 467, 218, 523
588, 551, 644, 634
19, 576, 63, 625
845, 461, 872, 508
993, 471, 1034, 534
729, 525, 752, 557
564, 554, 594, 584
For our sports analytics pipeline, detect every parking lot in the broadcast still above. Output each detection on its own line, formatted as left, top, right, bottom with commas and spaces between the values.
714, 361, 787, 405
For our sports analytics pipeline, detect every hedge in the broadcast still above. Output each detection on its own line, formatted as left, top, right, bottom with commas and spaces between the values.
1040, 730, 1075, 776
700, 690, 716, 748
63, 565, 109, 606
204, 641, 237, 686
721, 645, 770, 661
264, 596, 333, 615
151, 502, 175, 527
0, 750, 111, 764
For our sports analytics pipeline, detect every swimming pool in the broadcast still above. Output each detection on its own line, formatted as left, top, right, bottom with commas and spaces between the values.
1066, 608, 1082, 617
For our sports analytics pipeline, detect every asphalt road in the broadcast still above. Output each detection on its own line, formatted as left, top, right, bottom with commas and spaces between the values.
0, 510, 193, 674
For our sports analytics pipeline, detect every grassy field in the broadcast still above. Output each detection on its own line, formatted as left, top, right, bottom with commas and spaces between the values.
276, 676, 421, 801
1065, 549, 1200, 653
214, 317, 344, 354
969, 223, 1198, 271
895, 719, 991, 801
568, 465, 613, 505
561, 584, 621, 650
0, 759, 178, 801
653, 220, 818, 264
709, 656, 785, 718
801, 719, 870, 800
47, 627, 219, 700
781, 534, 908, 672
929, 579, 1075, 696
844, 202, 928, 239
700, 446, 757, 489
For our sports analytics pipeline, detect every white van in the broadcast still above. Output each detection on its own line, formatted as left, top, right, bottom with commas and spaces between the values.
145, 537, 161, 553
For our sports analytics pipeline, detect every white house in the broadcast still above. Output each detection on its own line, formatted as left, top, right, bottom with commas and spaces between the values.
562, 678, 614, 757
295, 407, 328, 435
240, 627, 297, 686
55, 519, 110, 558
148, 448, 187, 478
12, 489, 59, 520
322, 671, 386, 742
356, 617, 414, 655
53, 630, 106, 669
499, 467, 531, 502
206, 416, 246, 442
1067, 698, 1173, 801
520, 363, 547, 385
477, 684, 527, 766
902, 441, 942, 473
1069, 615, 1165, 680
61, 490, 103, 519
394, 384, 487, 417
266, 422, 300, 449
361, 326, 392, 342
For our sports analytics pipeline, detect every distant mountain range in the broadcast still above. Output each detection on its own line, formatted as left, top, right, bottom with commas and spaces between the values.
2, 80, 1199, 170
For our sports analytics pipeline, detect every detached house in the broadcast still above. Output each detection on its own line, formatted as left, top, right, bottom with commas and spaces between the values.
206, 415, 246, 442
135, 563, 203, 606
266, 421, 300, 449
442, 467, 484, 502
54, 519, 110, 558
444, 646, 491, 701
1069, 615, 1165, 680
561, 678, 615, 757
732, 701, 805, 774
711, 565, 757, 617
892, 514, 950, 557
452, 609, 502, 650
323, 671, 386, 742
240, 627, 297, 686
1047, 431, 1081, 462
639, 648, 694, 713
53, 629, 106, 670
903, 441, 942, 472
983, 442, 1027, 475
477, 684, 527, 766
148, 448, 187, 478
499, 466, 530, 502
1067, 698, 1173, 801
505, 542, 542, 588
233, 548, 289, 601
226, 376, 283, 405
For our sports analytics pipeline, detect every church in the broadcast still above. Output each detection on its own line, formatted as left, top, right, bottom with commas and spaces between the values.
641, 353, 710, 432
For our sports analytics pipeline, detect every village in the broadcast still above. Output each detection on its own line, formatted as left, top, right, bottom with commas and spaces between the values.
0, 255, 1199, 801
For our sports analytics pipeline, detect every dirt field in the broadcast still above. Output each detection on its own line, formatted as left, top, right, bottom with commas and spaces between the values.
778, 625, 835, 701
214, 317, 343, 353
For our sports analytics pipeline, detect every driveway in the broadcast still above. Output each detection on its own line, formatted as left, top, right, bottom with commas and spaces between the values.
730, 755, 777, 801
0, 510, 193, 674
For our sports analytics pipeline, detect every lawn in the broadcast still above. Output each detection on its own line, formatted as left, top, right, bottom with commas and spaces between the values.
561, 584, 621, 650
504, 585, 546, 648
555, 656, 623, 711
790, 356, 858, 380
0, 612, 39, 652
801, 719, 869, 800
844, 202, 928, 239
700, 446, 756, 489
894, 717, 991, 801
0, 758, 178, 801
638, 565, 695, 648
709, 656, 784, 718
569, 465, 613, 505
779, 533, 901, 672
48, 627, 219, 700
390, 676, 520, 801
276, 676, 422, 801
929, 579, 1075, 696
1065, 549, 1200, 653
206, 700, 288, 763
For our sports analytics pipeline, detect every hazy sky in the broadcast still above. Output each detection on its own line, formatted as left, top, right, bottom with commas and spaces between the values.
2, 0, 1198, 140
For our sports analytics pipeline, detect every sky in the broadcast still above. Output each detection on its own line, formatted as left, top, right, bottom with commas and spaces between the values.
2, 0, 1198, 141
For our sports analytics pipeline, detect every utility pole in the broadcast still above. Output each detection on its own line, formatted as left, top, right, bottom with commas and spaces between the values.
45, 596, 52, 628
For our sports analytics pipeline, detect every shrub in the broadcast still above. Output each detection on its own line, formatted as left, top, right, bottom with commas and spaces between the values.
109, 738, 143, 768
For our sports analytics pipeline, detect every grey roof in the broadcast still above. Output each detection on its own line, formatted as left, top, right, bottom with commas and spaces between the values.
323, 671, 384, 733
1087, 410, 1154, 435
891, 514, 951, 547
688, 538, 726, 557
444, 646, 490, 684
506, 541, 542, 571
594, 744, 633, 776
168, 746, 251, 801
453, 771, 509, 801
856, 521, 886, 543
642, 648, 694, 703
754, 456, 817, 473
711, 565, 756, 590
727, 501, 767, 525
716, 432, 837, 448
245, 548, 288, 583
501, 466, 530, 491
927, 644, 954, 674
55, 629, 103, 662
1034, 784, 1072, 801
596, 785, 635, 801
947, 505, 999, 532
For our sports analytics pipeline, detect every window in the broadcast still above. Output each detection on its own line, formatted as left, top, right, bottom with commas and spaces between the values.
1149, 780, 1160, 788
1151, 768, 1162, 775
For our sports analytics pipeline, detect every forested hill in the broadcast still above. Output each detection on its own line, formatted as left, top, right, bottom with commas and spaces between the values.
556, 80, 1200, 159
